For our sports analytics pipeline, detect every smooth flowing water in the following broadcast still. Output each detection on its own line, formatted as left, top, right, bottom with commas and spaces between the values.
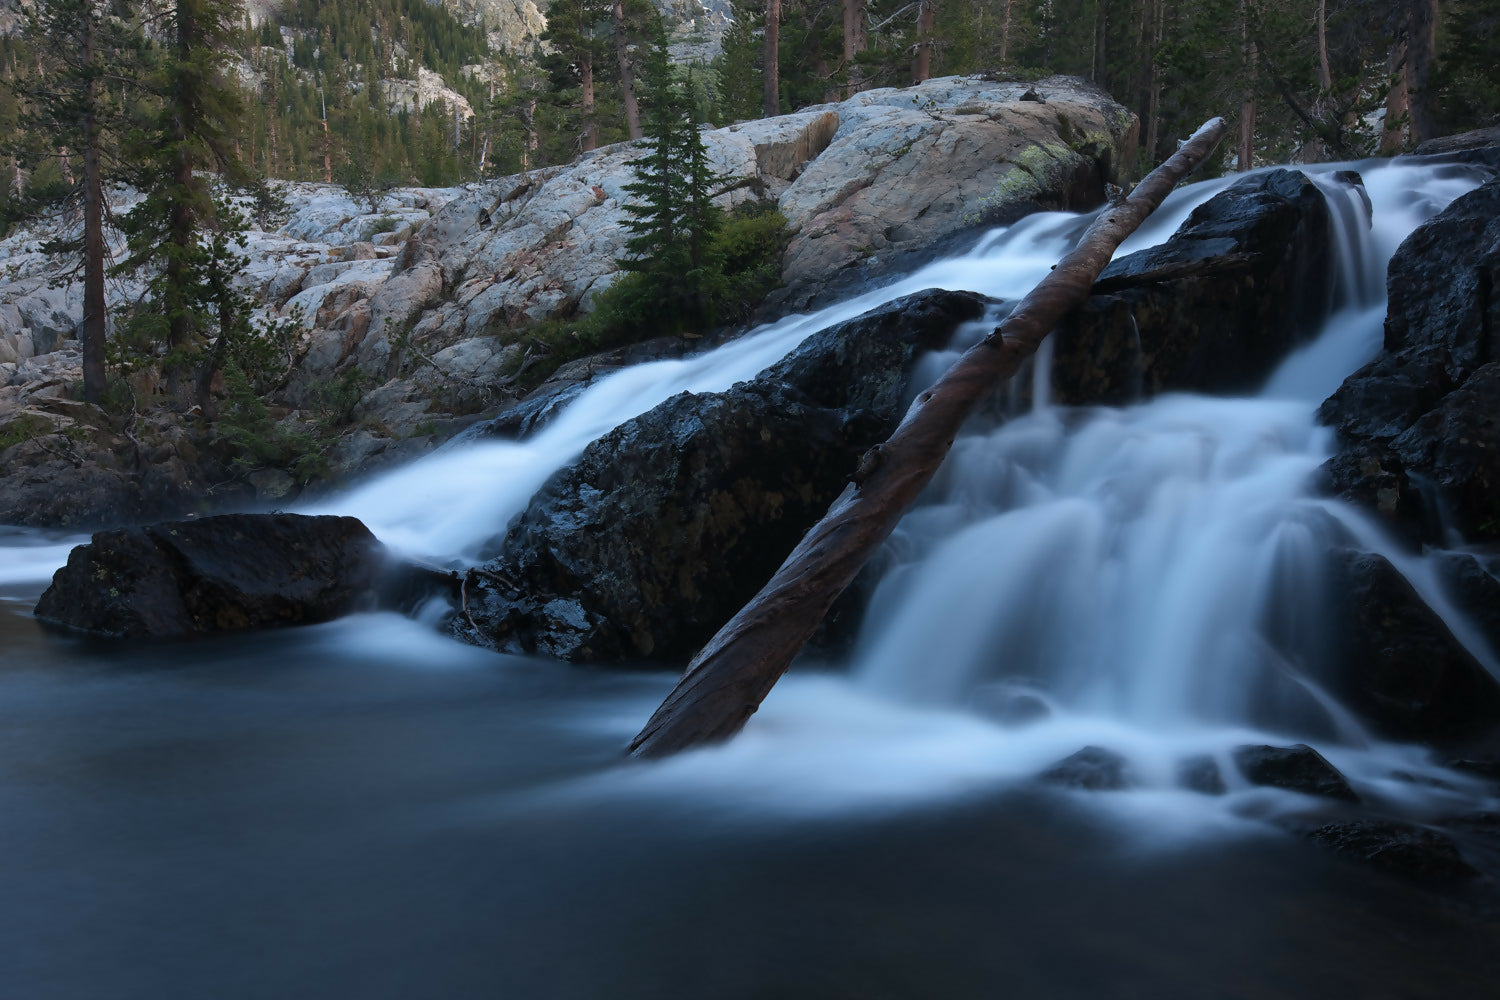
2, 160, 1499, 997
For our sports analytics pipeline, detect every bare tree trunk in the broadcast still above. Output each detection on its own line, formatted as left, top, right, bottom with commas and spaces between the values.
843, 0, 868, 97
1406, 0, 1439, 144
1145, 3, 1162, 160
320, 88, 332, 183
81, 16, 106, 404
1316, 0, 1332, 92
1381, 34, 1410, 153
999, 0, 1012, 65
764, 0, 781, 117
524, 95, 537, 170
581, 47, 597, 152
913, 0, 935, 82
1238, 0, 1256, 170
628, 117, 1231, 759
615, 0, 642, 140
1092, 0, 1107, 85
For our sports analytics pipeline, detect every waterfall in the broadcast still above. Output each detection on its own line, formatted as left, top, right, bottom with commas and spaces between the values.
320, 157, 1500, 813
4, 158, 1495, 817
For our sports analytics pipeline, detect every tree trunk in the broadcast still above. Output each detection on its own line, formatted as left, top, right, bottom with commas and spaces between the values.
913, 0, 935, 83
1092, 0, 1107, 86
321, 88, 332, 183
167, 1, 200, 400
581, 46, 597, 152
843, 0, 868, 97
764, 0, 781, 117
1406, 0, 1439, 144
1381, 34, 1409, 154
1316, 0, 1332, 92
615, 0, 642, 140
628, 116, 1230, 759
999, 0, 1011, 65
81, 16, 106, 405
1145, 3, 1162, 162
1238, 0, 1256, 171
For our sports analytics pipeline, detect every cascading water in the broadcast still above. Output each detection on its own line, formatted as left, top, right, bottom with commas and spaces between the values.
3, 159, 1495, 821
9, 160, 1500, 1000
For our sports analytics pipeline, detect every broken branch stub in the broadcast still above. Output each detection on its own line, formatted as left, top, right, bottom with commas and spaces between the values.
629, 117, 1230, 759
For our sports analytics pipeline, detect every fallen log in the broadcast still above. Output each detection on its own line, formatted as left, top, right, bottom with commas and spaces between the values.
629, 117, 1230, 758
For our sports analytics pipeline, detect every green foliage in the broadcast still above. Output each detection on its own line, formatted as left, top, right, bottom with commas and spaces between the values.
618, 36, 725, 334
0, 413, 56, 452
708, 201, 791, 322
1434, 0, 1500, 134
212, 359, 326, 482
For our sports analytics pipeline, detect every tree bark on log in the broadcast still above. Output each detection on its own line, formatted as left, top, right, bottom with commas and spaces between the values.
628, 117, 1230, 759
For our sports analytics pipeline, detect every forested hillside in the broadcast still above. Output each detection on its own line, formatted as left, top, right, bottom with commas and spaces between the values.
0, 0, 1494, 219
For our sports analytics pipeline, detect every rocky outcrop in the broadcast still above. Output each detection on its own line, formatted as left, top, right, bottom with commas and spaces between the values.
34, 514, 384, 638
453, 289, 991, 662
1325, 549, 1500, 741
771, 78, 1134, 310
1045, 169, 1336, 405
1, 78, 1133, 523
1320, 178, 1500, 545
0, 360, 231, 528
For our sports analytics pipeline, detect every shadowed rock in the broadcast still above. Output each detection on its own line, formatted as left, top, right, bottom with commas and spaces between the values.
454, 289, 992, 663
1039, 746, 1130, 790
1306, 820, 1478, 881
1045, 168, 1337, 405
1326, 549, 1500, 741
1233, 743, 1359, 801
34, 514, 384, 638
1321, 177, 1500, 546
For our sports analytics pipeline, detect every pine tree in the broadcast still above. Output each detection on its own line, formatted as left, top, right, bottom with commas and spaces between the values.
8, 0, 143, 402
115, 0, 247, 404
619, 38, 723, 332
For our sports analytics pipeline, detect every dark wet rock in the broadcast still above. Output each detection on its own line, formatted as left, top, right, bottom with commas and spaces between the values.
34, 514, 384, 638
1434, 549, 1500, 653
1306, 820, 1478, 881
1386, 363, 1500, 541
1414, 126, 1500, 156
1039, 746, 1130, 790
1045, 169, 1336, 406
1326, 549, 1500, 740
454, 289, 992, 662
1320, 179, 1500, 544
1232, 743, 1359, 801
1177, 754, 1227, 795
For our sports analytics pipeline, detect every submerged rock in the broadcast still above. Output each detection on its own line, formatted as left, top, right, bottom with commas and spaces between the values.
34, 514, 384, 638
1232, 743, 1359, 801
1176, 755, 1228, 795
1046, 168, 1336, 405
1306, 820, 1478, 881
454, 289, 991, 662
1038, 746, 1131, 790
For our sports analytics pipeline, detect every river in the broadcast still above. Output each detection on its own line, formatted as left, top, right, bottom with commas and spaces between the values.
1, 158, 1498, 997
